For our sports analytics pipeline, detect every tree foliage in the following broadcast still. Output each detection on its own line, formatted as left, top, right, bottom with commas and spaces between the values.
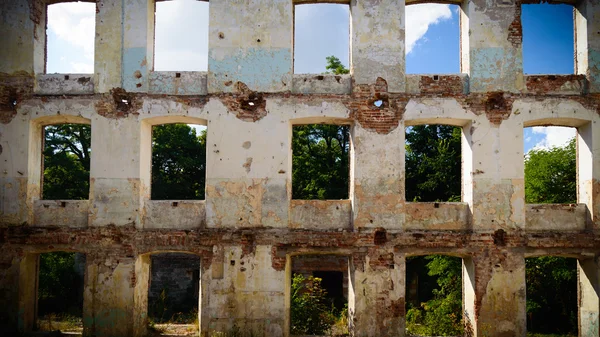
524, 138, 576, 204
290, 274, 340, 335
406, 256, 463, 336
151, 124, 206, 200
325, 56, 349, 75
38, 252, 83, 316
405, 125, 462, 202
292, 125, 350, 199
43, 124, 91, 200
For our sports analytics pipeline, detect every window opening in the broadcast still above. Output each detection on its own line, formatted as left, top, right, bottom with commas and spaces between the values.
294, 4, 349, 74
405, 4, 459, 74
46, 2, 95, 73
151, 124, 206, 200
292, 124, 350, 200
37, 252, 85, 334
405, 125, 462, 202
42, 124, 91, 200
405, 255, 463, 336
523, 126, 576, 204
525, 256, 577, 335
148, 253, 201, 335
522, 3, 574, 74
291, 255, 349, 336
154, 0, 209, 71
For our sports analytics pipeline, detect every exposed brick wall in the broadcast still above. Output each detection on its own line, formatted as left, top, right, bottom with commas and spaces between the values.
419, 75, 465, 96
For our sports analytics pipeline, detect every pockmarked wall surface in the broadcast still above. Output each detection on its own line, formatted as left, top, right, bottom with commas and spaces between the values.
1, 0, 600, 336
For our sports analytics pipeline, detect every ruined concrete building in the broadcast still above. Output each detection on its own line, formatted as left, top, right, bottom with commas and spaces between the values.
1, 0, 600, 336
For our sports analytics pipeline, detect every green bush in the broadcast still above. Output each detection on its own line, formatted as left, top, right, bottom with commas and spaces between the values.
290, 274, 346, 335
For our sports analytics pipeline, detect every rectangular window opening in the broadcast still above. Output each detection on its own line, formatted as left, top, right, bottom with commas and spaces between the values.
525, 256, 577, 336
42, 124, 91, 200
154, 0, 209, 71
151, 124, 206, 200
405, 255, 463, 336
405, 4, 460, 74
522, 3, 574, 75
37, 252, 85, 334
405, 125, 462, 202
523, 126, 576, 204
149, 253, 201, 335
46, 2, 96, 74
291, 255, 349, 336
292, 124, 350, 200
294, 3, 350, 74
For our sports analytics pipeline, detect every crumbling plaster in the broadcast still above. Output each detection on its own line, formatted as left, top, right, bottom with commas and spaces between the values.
1, 0, 600, 337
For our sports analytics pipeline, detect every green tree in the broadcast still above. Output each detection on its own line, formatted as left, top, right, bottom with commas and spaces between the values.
43, 124, 91, 200
325, 55, 350, 75
405, 125, 462, 202
406, 256, 463, 336
524, 137, 576, 204
151, 124, 206, 200
292, 125, 350, 199
290, 274, 337, 335
38, 252, 83, 316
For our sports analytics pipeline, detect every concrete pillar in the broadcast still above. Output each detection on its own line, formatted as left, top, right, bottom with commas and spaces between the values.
95, 0, 124, 93
350, 0, 405, 92
202, 245, 285, 336
351, 124, 404, 229
578, 121, 600, 230
0, 254, 39, 335
121, 0, 154, 92
576, 0, 600, 93
463, 257, 477, 336
205, 104, 288, 228
208, 0, 292, 93
469, 116, 525, 230
83, 254, 146, 337
89, 116, 143, 227
349, 250, 404, 337
578, 257, 600, 337
462, 0, 524, 92
0, 0, 43, 75
472, 251, 526, 337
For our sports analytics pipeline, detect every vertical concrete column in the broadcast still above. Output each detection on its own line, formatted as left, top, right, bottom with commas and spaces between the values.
576, 0, 600, 93
202, 245, 285, 336
578, 257, 600, 337
89, 116, 143, 227
351, 124, 405, 229
121, 0, 154, 92
0, 253, 39, 334
462, 0, 524, 92
83, 254, 143, 337
0, 114, 31, 225
349, 250, 404, 337
350, 0, 405, 93
472, 250, 526, 337
0, 0, 43, 75
208, 0, 292, 93
205, 106, 288, 228
95, 0, 124, 93
469, 114, 525, 230
578, 121, 600, 230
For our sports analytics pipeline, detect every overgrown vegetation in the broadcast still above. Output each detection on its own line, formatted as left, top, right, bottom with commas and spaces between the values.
406, 256, 463, 336
290, 274, 348, 336
292, 125, 350, 200
151, 124, 206, 200
43, 124, 91, 200
405, 125, 462, 202
525, 137, 576, 204
37, 252, 84, 332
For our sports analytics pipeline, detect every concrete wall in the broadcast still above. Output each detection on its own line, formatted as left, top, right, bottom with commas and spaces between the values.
0, 0, 600, 337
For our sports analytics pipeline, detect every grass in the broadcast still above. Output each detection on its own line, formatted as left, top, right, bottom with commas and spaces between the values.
37, 312, 83, 333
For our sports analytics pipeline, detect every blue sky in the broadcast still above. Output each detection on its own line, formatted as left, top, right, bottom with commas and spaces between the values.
46, 1, 576, 153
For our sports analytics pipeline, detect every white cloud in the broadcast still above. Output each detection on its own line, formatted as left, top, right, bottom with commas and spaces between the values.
530, 126, 576, 151
405, 4, 453, 54
47, 2, 95, 61
71, 62, 94, 73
